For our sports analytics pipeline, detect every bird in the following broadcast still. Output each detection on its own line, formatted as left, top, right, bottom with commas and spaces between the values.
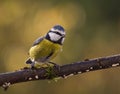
26, 25, 65, 68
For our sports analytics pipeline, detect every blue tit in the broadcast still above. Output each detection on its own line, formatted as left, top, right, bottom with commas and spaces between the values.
26, 25, 65, 68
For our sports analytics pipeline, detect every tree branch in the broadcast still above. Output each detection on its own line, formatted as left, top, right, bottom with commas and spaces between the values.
0, 54, 120, 90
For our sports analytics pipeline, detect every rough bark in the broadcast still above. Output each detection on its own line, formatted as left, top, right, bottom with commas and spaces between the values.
0, 54, 120, 90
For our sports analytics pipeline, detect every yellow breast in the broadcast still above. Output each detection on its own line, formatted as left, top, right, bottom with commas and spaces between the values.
29, 39, 62, 62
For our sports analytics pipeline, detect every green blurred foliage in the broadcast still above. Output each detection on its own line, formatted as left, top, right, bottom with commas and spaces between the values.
0, 0, 120, 94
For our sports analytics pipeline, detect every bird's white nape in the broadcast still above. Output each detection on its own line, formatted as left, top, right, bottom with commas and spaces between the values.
61, 37, 65, 44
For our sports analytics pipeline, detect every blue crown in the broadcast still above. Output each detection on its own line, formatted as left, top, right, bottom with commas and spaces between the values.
53, 25, 65, 32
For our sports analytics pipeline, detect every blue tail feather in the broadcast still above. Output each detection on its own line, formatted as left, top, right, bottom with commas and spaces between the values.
26, 58, 33, 64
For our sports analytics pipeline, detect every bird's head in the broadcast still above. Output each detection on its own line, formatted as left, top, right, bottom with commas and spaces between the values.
45, 25, 65, 45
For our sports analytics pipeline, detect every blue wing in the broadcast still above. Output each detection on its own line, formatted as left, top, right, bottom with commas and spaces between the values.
32, 37, 44, 46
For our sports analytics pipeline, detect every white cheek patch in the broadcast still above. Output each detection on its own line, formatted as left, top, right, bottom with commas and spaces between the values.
49, 32, 61, 41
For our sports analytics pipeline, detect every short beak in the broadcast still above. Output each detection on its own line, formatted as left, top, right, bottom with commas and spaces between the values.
62, 34, 65, 38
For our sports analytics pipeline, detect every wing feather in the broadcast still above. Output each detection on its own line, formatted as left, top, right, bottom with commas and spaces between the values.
32, 37, 44, 46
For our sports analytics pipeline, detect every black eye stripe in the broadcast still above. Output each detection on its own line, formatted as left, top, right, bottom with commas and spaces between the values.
50, 31, 62, 36
55, 32, 62, 36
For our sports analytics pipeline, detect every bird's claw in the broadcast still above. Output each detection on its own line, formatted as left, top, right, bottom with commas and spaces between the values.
49, 62, 60, 71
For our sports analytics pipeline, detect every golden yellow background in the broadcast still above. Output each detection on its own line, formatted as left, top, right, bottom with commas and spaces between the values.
0, 0, 120, 94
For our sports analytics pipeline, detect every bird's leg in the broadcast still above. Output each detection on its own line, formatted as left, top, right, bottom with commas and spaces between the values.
31, 62, 37, 69
48, 61, 60, 71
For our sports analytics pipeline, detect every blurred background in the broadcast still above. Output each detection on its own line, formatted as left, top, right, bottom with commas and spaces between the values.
0, 0, 120, 94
